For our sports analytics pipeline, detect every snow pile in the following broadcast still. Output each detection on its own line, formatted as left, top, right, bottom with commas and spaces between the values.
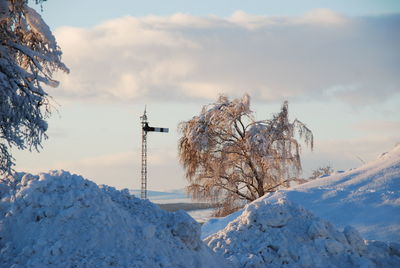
203, 144, 400, 243
202, 210, 242, 239
205, 198, 400, 268
0, 170, 229, 268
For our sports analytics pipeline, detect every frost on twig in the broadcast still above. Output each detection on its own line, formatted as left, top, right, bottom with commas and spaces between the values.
0, 0, 69, 175
179, 94, 313, 216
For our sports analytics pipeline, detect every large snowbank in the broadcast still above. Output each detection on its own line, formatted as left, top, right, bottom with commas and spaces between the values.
205, 198, 400, 268
0, 170, 229, 267
203, 144, 400, 243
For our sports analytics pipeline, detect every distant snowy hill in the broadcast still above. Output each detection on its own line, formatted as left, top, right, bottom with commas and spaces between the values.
129, 189, 191, 204
203, 144, 400, 243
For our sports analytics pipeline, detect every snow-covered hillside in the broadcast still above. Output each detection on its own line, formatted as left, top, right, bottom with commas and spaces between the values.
203, 144, 400, 243
0, 171, 229, 267
205, 198, 400, 268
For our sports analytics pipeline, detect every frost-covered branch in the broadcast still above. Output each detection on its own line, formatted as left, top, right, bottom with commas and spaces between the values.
0, 0, 69, 175
179, 94, 313, 216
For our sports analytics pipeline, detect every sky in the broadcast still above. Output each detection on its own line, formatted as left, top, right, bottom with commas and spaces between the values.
13, 0, 400, 191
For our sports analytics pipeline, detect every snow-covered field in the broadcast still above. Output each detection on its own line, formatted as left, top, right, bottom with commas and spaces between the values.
202, 145, 400, 267
203, 144, 400, 243
188, 208, 215, 223
1, 145, 399, 267
129, 189, 215, 222
129, 189, 192, 204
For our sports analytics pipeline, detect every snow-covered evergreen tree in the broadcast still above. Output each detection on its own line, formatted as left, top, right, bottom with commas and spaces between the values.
178, 94, 313, 216
0, 0, 68, 174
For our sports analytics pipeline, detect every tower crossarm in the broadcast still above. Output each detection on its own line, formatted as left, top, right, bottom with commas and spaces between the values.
140, 108, 168, 200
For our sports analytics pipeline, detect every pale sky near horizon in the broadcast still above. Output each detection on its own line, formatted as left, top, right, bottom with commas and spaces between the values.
13, 0, 400, 191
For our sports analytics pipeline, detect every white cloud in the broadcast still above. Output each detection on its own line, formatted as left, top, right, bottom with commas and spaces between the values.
229, 9, 347, 29
298, 8, 347, 25
50, 10, 400, 105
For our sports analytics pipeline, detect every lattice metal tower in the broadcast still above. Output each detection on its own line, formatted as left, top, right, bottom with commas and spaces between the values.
140, 108, 148, 199
140, 108, 168, 199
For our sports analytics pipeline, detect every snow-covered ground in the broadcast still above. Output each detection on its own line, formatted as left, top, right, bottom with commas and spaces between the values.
129, 189, 215, 222
0, 171, 229, 267
188, 208, 215, 223
205, 198, 400, 267
129, 189, 192, 204
203, 144, 400, 243
202, 145, 400, 267
1, 145, 399, 267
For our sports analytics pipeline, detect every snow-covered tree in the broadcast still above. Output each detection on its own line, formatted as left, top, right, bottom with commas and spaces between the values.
0, 0, 69, 174
178, 94, 313, 216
